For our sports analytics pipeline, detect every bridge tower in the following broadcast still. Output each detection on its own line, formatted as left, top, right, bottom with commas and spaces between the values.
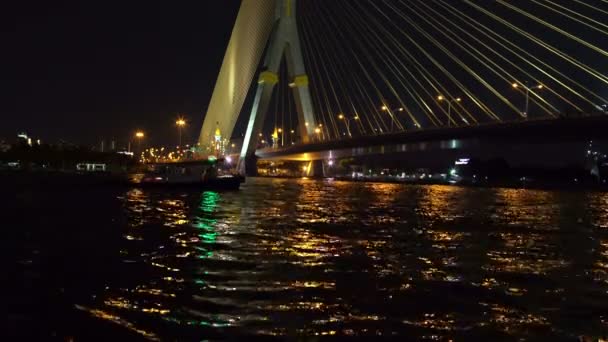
238, 0, 317, 175
198, 0, 317, 176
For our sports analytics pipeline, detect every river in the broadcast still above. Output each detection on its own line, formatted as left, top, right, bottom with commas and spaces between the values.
5, 177, 608, 340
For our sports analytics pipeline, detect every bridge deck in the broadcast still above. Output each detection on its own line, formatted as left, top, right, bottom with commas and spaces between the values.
256, 116, 608, 161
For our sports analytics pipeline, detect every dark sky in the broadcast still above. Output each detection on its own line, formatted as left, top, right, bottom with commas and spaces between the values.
0, 0, 241, 147
1, 0, 605, 151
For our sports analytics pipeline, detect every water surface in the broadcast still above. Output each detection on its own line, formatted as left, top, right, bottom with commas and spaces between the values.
5, 178, 608, 340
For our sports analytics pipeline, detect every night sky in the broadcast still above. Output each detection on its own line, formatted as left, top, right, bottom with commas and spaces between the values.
0, 0, 241, 147
1, 1, 606, 152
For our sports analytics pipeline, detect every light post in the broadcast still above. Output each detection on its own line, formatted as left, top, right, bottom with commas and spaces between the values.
135, 131, 145, 158
512, 82, 543, 118
437, 95, 462, 127
175, 118, 186, 147
381, 105, 403, 132
278, 128, 284, 147
338, 113, 360, 137
314, 127, 321, 141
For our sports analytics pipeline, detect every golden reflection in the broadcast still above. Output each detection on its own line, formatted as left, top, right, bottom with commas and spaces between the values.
402, 313, 456, 331
134, 287, 176, 298
150, 262, 180, 272
494, 188, 559, 229
593, 240, 608, 284
158, 198, 188, 228
589, 192, 608, 229
122, 188, 150, 228
282, 228, 341, 266
265, 301, 340, 312
366, 182, 402, 208
484, 232, 568, 275
75, 305, 160, 341
290, 280, 335, 289
484, 303, 549, 333
418, 185, 468, 222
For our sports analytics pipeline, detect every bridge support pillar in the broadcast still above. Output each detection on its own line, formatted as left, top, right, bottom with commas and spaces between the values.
238, 154, 259, 177
306, 160, 325, 178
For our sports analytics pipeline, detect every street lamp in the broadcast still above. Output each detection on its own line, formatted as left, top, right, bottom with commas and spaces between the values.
338, 113, 359, 137
277, 128, 284, 147
314, 127, 321, 141
437, 95, 462, 127
175, 118, 186, 147
381, 105, 403, 132
512, 82, 543, 118
135, 131, 145, 156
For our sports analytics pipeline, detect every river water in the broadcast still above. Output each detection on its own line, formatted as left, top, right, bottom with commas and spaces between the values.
5, 177, 608, 340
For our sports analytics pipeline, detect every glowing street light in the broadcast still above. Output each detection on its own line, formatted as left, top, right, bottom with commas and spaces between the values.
512, 81, 543, 118
381, 105, 403, 132
338, 113, 359, 138
277, 128, 284, 146
437, 95, 462, 127
314, 127, 321, 141
134, 131, 145, 155
175, 118, 186, 147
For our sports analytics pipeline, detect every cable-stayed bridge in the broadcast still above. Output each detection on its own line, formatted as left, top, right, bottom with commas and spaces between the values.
197, 0, 608, 176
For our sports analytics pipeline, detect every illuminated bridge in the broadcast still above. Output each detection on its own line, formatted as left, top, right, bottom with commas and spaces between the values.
196, 0, 608, 176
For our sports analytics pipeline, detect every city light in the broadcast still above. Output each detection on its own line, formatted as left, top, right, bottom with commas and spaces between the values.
135, 131, 144, 138
437, 96, 463, 127
512, 81, 544, 118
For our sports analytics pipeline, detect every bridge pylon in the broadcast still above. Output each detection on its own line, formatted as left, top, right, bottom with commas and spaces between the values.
237, 0, 317, 176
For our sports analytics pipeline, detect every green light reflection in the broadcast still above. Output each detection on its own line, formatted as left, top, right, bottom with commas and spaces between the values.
193, 191, 220, 283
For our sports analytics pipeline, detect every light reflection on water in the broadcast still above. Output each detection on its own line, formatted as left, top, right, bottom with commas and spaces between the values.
9, 178, 608, 340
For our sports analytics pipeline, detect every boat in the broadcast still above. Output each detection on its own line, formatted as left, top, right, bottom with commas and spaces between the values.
137, 157, 242, 190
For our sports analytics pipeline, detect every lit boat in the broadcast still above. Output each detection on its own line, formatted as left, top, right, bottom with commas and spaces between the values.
138, 157, 242, 190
